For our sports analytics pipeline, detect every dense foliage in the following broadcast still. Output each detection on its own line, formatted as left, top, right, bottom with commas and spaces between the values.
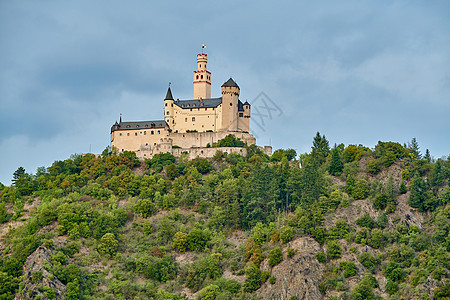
0, 135, 449, 299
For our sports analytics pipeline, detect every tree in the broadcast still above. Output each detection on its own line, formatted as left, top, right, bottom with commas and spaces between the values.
343, 145, 361, 163
408, 137, 421, 159
134, 198, 157, 218
97, 233, 118, 257
329, 144, 344, 175
312, 132, 329, 162
344, 261, 358, 277
409, 173, 428, 211
12, 166, 33, 196
280, 226, 294, 244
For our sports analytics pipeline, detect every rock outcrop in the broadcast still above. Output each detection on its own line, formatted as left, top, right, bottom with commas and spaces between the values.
257, 237, 324, 300
15, 246, 66, 300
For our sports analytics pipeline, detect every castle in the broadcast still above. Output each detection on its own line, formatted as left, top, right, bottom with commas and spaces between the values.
110, 52, 270, 159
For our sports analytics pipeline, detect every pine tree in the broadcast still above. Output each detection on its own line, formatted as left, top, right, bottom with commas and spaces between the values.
408, 138, 421, 159
329, 144, 344, 175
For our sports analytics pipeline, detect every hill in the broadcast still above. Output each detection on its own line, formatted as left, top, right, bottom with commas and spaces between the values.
0, 135, 449, 300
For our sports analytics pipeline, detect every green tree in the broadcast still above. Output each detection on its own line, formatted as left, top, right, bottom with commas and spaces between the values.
343, 145, 361, 163
312, 132, 330, 162
97, 233, 118, 257
280, 226, 294, 244
187, 225, 210, 252
329, 144, 344, 175
344, 261, 357, 277
408, 137, 421, 159
134, 198, 157, 218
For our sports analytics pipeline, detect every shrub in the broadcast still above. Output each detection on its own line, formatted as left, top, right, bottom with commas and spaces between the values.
269, 276, 276, 284
261, 270, 270, 283
97, 233, 118, 257
326, 240, 342, 259
316, 252, 327, 263
352, 179, 369, 200
356, 213, 375, 229
243, 263, 261, 292
134, 198, 157, 218
280, 226, 294, 244
269, 247, 283, 268
172, 232, 188, 253
358, 252, 378, 272
287, 248, 295, 258
343, 261, 357, 277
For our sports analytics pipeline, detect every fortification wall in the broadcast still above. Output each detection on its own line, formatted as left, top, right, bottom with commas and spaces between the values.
169, 131, 255, 148
172, 147, 247, 160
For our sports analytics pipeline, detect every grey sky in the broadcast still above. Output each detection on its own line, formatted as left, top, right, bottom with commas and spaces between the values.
1, 1, 449, 184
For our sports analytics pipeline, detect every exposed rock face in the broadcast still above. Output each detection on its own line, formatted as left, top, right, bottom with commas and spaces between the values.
257, 237, 324, 300
15, 246, 66, 300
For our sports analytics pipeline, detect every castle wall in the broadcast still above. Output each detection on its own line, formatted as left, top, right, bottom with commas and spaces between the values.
111, 128, 169, 152
169, 131, 256, 148
171, 147, 247, 159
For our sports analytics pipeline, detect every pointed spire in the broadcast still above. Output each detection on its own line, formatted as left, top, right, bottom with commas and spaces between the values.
165, 83, 174, 100
119, 113, 122, 123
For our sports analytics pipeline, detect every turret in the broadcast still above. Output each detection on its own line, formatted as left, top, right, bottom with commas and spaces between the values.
164, 86, 175, 129
193, 54, 211, 99
221, 78, 240, 131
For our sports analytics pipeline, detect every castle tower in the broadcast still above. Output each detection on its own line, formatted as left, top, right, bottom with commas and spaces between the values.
164, 86, 175, 128
193, 54, 211, 99
221, 78, 239, 132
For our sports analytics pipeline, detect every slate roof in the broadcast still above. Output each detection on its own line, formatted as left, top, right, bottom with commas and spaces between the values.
238, 100, 244, 112
174, 97, 223, 109
111, 120, 167, 132
164, 87, 174, 100
221, 77, 239, 88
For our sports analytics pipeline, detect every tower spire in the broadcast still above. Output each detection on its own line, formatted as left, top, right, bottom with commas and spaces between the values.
119, 113, 122, 123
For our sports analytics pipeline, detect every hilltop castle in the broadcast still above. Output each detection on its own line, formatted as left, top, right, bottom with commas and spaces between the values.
110, 52, 270, 159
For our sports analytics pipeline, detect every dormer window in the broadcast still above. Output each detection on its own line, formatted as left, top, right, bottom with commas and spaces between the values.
126, 125, 130, 128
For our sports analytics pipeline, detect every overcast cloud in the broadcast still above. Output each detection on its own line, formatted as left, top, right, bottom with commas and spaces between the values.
1, 0, 449, 184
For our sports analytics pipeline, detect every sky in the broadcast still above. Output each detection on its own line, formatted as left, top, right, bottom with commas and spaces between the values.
1, 1, 449, 185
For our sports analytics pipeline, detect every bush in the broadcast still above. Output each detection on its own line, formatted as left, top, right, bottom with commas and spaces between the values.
268, 247, 283, 268
316, 252, 327, 263
172, 232, 188, 252
97, 233, 118, 257
358, 252, 378, 272
352, 179, 369, 200
326, 240, 342, 259
243, 263, 261, 292
343, 261, 357, 277
134, 198, 157, 218
287, 248, 295, 258
280, 226, 294, 243
269, 276, 276, 284
187, 225, 210, 252
261, 270, 270, 283
356, 213, 375, 229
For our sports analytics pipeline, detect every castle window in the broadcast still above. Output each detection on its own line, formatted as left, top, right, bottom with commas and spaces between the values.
230, 103, 232, 106
158, 130, 160, 134
166, 111, 169, 115
172, 120, 174, 124
201, 75, 203, 79
165, 103, 167, 106
185, 118, 187, 122
135, 133, 137, 136
205, 108, 207, 111
239, 113, 243, 117
126, 125, 130, 128
136, 125, 139, 128
192, 117, 195, 121
196, 75, 199, 79
171, 103, 173, 107
145, 124, 148, 127
127, 133, 130, 136
151, 131, 154, 135
144, 131, 146, 135
151, 123, 155, 128
190, 109, 192, 111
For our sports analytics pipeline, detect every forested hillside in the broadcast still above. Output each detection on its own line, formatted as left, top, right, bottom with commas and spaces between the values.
0, 134, 449, 300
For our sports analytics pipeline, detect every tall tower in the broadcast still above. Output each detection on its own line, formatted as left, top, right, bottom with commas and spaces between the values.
193, 54, 211, 99
164, 86, 175, 129
221, 78, 239, 132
